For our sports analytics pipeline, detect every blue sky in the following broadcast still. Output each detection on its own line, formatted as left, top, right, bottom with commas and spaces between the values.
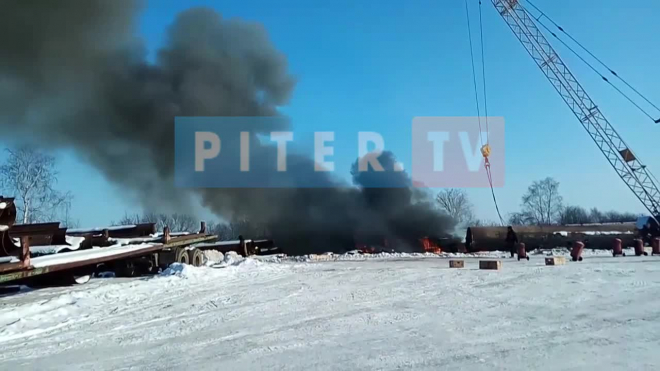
4, 0, 659, 227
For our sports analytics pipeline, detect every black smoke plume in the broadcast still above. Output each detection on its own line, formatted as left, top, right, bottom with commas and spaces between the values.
0, 0, 454, 254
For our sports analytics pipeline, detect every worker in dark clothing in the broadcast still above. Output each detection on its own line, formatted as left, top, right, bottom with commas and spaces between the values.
640, 223, 650, 245
239, 235, 248, 257
465, 228, 473, 253
640, 221, 655, 246
505, 226, 518, 258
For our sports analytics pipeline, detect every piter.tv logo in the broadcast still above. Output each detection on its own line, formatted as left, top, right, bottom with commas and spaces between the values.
174, 116, 504, 188
193, 131, 405, 173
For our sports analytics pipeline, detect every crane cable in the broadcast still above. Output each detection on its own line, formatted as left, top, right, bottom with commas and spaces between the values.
478, 0, 490, 142
464, 0, 484, 148
465, 0, 505, 226
478, 0, 505, 226
524, 0, 660, 124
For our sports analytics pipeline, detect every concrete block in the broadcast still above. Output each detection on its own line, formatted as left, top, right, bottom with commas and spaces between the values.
449, 260, 464, 268
308, 254, 333, 262
479, 260, 501, 270
545, 256, 566, 266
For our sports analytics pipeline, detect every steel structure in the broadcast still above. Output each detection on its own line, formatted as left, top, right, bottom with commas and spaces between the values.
491, 0, 660, 219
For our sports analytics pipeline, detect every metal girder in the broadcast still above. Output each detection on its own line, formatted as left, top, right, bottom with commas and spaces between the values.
491, 0, 660, 218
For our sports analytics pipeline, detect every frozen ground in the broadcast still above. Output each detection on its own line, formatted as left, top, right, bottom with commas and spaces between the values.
2, 252, 660, 370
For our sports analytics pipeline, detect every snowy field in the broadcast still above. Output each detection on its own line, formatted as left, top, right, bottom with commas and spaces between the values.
2, 251, 660, 370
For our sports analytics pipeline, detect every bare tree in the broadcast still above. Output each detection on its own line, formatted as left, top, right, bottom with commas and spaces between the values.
167, 213, 198, 232
207, 222, 234, 240
520, 177, 563, 225
111, 212, 142, 226
587, 208, 640, 223
0, 147, 72, 224
113, 212, 267, 237
206, 216, 269, 240
508, 211, 534, 226
556, 207, 639, 225
61, 201, 80, 228
508, 191, 640, 226
472, 219, 500, 227
112, 211, 199, 232
559, 205, 590, 225
589, 207, 604, 223
436, 189, 475, 226
139, 212, 168, 231
602, 210, 639, 223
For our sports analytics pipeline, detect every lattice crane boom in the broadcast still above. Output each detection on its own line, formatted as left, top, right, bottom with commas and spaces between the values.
491, 0, 660, 218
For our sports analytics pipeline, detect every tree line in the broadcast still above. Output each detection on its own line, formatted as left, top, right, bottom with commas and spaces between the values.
1, 146, 642, 234
436, 177, 643, 227
0, 146, 272, 239
112, 212, 269, 240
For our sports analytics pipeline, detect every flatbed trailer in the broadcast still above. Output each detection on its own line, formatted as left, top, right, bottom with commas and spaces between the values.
0, 227, 217, 286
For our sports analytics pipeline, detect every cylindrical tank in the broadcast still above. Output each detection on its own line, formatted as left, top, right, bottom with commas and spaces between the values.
612, 238, 624, 257
634, 239, 648, 256
517, 242, 529, 261
652, 238, 660, 255
466, 224, 636, 252
571, 241, 584, 261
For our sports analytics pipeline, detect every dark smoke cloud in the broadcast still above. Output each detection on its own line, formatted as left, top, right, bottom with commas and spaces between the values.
0, 0, 454, 253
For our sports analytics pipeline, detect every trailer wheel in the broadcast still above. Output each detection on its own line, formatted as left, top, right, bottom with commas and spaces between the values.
61, 267, 95, 286
28, 268, 93, 288
142, 257, 158, 274
116, 261, 137, 277
188, 248, 204, 267
175, 248, 190, 264
71, 273, 92, 285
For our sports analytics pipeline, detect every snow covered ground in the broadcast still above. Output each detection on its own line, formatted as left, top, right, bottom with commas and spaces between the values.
2, 252, 660, 370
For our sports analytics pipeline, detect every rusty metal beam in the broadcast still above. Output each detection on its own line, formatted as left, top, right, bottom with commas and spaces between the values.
162, 226, 171, 244
10, 222, 61, 235
20, 236, 30, 267
163, 234, 215, 249
7, 223, 69, 248
53, 228, 68, 245
0, 261, 25, 274
67, 223, 157, 238
165, 232, 206, 244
